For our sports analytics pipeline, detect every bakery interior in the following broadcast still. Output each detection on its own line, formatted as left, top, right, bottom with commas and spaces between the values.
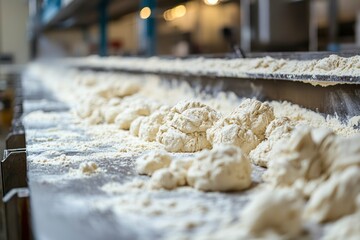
1, 0, 360, 239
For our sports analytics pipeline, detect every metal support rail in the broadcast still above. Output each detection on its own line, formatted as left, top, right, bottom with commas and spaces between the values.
0, 75, 33, 240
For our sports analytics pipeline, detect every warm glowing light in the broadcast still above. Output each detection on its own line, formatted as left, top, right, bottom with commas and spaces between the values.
163, 5, 187, 21
140, 7, 151, 19
204, 0, 219, 5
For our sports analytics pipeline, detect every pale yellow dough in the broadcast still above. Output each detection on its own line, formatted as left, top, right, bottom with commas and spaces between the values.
135, 150, 172, 176
186, 144, 252, 191
207, 99, 274, 154
156, 101, 220, 152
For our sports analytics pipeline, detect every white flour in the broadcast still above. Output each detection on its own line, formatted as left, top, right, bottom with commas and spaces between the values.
24, 59, 360, 239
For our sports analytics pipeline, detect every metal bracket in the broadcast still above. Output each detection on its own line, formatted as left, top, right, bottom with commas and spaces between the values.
5, 133, 26, 151
3, 188, 33, 240
0, 151, 28, 197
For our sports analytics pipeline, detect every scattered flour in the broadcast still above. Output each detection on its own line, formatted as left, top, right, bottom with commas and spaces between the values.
24, 58, 360, 240
135, 150, 172, 176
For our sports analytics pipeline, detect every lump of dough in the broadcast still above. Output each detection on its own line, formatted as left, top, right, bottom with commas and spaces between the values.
75, 97, 106, 120
250, 117, 295, 167
240, 188, 304, 238
150, 168, 186, 190
129, 116, 145, 136
207, 99, 274, 154
303, 166, 360, 223
321, 195, 360, 240
94, 80, 140, 99
263, 126, 322, 186
101, 98, 122, 123
135, 150, 172, 176
138, 106, 170, 141
114, 97, 161, 130
149, 157, 194, 190
322, 212, 360, 240
186, 144, 252, 191
320, 134, 360, 174
156, 101, 220, 152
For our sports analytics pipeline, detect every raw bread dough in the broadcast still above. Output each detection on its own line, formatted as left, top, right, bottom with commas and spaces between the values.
250, 117, 295, 167
207, 99, 274, 154
150, 168, 185, 190
186, 144, 252, 191
322, 212, 360, 240
263, 127, 322, 186
101, 98, 122, 123
156, 101, 220, 152
240, 188, 304, 238
129, 116, 145, 136
114, 97, 161, 130
320, 134, 360, 174
149, 157, 193, 190
94, 81, 140, 99
135, 150, 172, 176
139, 106, 170, 141
304, 166, 360, 223
321, 195, 360, 240
75, 97, 105, 120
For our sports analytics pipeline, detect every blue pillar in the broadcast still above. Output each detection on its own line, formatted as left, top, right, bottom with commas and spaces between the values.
140, 0, 157, 56
99, 0, 108, 57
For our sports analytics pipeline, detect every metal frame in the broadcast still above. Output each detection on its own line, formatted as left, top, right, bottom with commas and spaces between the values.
0, 75, 32, 240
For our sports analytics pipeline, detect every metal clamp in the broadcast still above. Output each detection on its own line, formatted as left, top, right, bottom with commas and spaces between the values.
3, 188, 33, 240
0, 150, 29, 240
5, 133, 26, 151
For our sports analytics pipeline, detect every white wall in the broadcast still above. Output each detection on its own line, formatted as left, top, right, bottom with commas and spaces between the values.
0, 0, 29, 64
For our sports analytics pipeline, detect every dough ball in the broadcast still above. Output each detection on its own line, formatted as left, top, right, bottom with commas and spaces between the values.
114, 97, 161, 130
187, 144, 252, 191
241, 188, 304, 238
207, 99, 274, 154
157, 101, 220, 152
250, 117, 295, 167
304, 166, 360, 223
320, 134, 360, 174
138, 106, 170, 141
136, 150, 172, 176
101, 98, 123, 124
75, 97, 105, 120
263, 126, 322, 186
150, 168, 185, 190
321, 203, 360, 240
94, 81, 140, 99
129, 116, 145, 136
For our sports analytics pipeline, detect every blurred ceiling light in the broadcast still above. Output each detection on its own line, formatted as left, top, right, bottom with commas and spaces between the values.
163, 5, 187, 21
204, 0, 219, 5
140, 7, 151, 19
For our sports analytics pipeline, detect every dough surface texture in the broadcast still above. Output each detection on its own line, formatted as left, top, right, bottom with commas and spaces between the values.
207, 99, 274, 154
240, 188, 304, 238
263, 126, 322, 186
304, 166, 360, 222
135, 150, 172, 176
250, 117, 295, 167
186, 144, 252, 191
156, 101, 220, 152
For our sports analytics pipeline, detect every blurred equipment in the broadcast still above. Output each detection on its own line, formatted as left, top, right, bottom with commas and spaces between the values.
241, 0, 310, 52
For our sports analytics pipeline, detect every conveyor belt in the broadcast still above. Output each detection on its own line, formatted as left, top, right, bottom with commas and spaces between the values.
23, 74, 276, 240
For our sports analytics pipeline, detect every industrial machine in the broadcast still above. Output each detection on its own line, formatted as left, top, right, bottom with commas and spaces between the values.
0, 51, 359, 239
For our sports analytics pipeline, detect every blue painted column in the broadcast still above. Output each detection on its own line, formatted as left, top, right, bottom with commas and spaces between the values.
140, 0, 157, 56
99, 0, 109, 57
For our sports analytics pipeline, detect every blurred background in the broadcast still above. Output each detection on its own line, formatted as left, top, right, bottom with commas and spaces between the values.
1, 0, 360, 137
0, 0, 360, 62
